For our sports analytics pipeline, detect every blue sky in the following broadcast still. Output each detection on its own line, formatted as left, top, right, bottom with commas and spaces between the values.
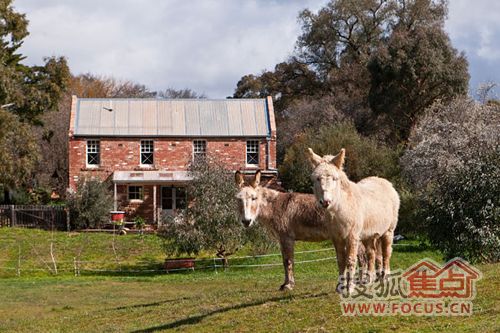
15, 0, 500, 99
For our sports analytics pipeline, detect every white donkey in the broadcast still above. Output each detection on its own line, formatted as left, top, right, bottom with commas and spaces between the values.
307, 148, 400, 293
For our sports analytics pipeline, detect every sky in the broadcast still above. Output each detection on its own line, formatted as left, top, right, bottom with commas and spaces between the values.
15, 0, 500, 99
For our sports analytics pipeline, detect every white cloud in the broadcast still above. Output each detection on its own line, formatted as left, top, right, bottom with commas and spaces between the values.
15, 0, 500, 97
445, 0, 500, 92
15, 0, 327, 98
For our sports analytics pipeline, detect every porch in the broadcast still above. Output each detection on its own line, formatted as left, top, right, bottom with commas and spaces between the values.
112, 171, 192, 225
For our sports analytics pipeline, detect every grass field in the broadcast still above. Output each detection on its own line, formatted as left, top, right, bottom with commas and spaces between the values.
0, 228, 498, 332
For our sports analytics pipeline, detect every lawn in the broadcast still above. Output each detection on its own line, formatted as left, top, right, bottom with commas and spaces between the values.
0, 228, 498, 332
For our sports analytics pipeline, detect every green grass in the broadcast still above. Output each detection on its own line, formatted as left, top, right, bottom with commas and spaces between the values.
0, 228, 498, 332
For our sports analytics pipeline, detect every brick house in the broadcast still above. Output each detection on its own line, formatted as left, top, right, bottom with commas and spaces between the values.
68, 96, 277, 224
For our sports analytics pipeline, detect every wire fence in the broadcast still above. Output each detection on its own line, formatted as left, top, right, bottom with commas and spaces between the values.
0, 241, 412, 277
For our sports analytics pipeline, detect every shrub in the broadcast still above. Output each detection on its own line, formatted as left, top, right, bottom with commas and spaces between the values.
67, 178, 113, 229
420, 149, 500, 263
279, 122, 400, 192
158, 158, 274, 263
401, 97, 499, 191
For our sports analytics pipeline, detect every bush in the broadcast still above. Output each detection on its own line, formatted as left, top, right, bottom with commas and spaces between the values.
401, 97, 499, 191
158, 158, 274, 263
279, 122, 400, 192
420, 149, 500, 263
67, 178, 113, 229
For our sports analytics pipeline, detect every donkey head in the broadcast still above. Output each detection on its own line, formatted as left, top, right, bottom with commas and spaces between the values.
235, 170, 262, 227
307, 147, 345, 209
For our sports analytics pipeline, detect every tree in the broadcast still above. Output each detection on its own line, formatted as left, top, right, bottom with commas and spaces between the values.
66, 178, 114, 229
0, 108, 39, 189
159, 158, 244, 264
0, 0, 70, 123
420, 148, 500, 263
0, 1, 70, 198
233, 0, 468, 144
401, 97, 499, 191
368, 26, 469, 141
158, 88, 206, 99
158, 158, 273, 265
234, 61, 321, 111
280, 122, 399, 193
70, 73, 155, 98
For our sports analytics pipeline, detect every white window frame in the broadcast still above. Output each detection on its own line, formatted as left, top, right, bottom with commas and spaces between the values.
128, 185, 144, 201
246, 140, 259, 166
193, 140, 207, 162
140, 140, 154, 166
86, 140, 100, 168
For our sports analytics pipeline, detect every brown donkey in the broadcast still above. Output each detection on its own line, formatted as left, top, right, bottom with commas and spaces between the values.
235, 170, 369, 291
307, 148, 400, 293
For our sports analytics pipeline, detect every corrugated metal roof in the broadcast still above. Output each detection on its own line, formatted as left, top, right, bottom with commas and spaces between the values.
73, 98, 271, 137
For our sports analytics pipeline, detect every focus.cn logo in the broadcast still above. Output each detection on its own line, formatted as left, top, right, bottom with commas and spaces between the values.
340, 258, 482, 316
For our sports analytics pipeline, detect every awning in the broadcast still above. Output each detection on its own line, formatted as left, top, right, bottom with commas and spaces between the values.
112, 171, 192, 184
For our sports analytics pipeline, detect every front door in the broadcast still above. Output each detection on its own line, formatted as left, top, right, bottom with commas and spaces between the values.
161, 186, 187, 215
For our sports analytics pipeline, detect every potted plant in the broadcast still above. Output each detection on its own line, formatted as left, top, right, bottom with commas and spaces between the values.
134, 216, 146, 235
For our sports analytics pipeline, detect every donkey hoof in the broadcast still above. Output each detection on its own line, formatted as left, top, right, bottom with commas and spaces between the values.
279, 284, 294, 291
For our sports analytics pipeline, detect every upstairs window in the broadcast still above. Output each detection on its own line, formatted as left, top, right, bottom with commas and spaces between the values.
128, 186, 143, 201
141, 140, 154, 165
246, 140, 259, 165
86, 140, 100, 166
193, 140, 207, 162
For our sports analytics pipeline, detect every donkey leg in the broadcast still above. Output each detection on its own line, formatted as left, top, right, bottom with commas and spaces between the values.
279, 238, 295, 291
363, 239, 377, 284
345, 236, 360, 294
332, 238, 346, 293
375, 238, 383, 280
356, 242, 368, 284
380, 232, 393, 279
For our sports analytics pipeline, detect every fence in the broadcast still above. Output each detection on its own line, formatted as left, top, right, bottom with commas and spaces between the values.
0, 205, 69, 231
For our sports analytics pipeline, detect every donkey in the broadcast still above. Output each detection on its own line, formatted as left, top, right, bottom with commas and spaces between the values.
307, 148, 400, 293
235, 170, 369, 291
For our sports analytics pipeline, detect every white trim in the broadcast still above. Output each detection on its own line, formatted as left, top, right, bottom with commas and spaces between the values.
192, 139, 207, 162
128, 185, 144, 201
86, 140, 100, 168
140, 140, 154, 166
246, 140, 259, 165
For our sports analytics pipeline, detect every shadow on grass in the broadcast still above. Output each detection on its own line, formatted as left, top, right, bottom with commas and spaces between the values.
110, 296, 194, 311
130, 292, 329, 333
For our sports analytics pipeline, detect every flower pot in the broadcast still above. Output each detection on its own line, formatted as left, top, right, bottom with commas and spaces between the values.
164, 258, 195, 271
110, 211, 125, 222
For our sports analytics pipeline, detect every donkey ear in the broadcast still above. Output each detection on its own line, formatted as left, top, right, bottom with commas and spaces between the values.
307, 148, 323, 167
235, 171, 244, 188
251, 169, 261, 188
331, 148, 345, 169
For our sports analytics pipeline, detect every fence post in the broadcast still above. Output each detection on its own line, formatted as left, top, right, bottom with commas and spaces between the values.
10, 205, 16, 227
17, 243, 21, 277
66, 208, 70, 232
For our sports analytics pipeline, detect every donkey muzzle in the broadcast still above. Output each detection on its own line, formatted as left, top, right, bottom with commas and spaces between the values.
241, 219, 252, 227
320, 199, 331, 208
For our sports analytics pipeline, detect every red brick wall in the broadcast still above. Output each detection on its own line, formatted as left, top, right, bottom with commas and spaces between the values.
68, 137, 274, 189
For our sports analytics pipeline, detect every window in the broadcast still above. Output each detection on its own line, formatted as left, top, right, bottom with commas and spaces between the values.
128, 186, 143, 200
193, 140, 207, 162
175, 187, 187, 209
161, 186, 187, 210
246, 140, 259, 165
141, 140, 154, 165
86, 140, 100, 166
